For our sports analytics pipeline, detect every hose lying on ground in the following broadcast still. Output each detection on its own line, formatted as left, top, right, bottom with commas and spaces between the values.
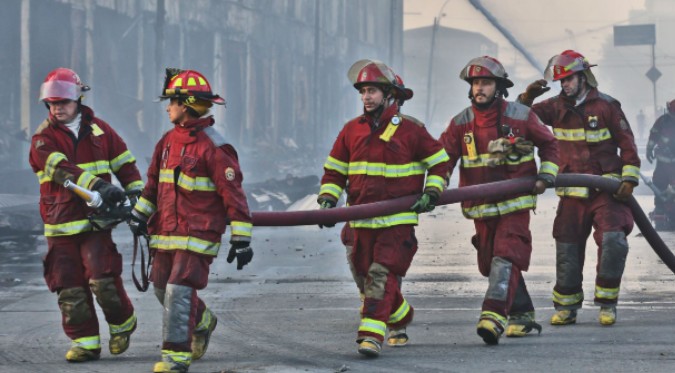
251, 174, 675, 274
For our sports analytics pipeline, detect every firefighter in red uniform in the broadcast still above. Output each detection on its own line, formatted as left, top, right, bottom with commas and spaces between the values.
130, 68, 253, 373
440, 56, 559, 345
318, 59, 449, 357
518, 50, 641, 326
29, 67, 142, 362
646, 99, 675, 230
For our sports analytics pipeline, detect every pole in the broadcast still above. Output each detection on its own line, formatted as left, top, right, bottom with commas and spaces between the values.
652, 43, 658, 119
424, 17, 438, 125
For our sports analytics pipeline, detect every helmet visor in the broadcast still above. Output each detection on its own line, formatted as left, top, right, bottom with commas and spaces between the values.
347, 59, 396, 86
544, 54, 589, 81
39, 80, 81, 102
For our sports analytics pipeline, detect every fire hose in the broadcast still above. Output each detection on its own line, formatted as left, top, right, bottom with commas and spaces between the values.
251, 174, 675, 275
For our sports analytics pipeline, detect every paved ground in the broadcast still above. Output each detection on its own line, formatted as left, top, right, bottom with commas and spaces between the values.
1, 193, 674, 373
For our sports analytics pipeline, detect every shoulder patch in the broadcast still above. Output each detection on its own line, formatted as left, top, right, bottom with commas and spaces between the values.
452, 107, 474, 126
597, 91, 617, 104
34, 119, 50, 135
400, 114, 425, 128
203, 126, 228, 147
504, 101, 530, 121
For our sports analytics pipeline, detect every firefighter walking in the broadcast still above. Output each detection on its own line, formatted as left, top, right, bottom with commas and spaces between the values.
518, 50, 641, 326
29, 67, 143, 362
439, 56, 559, 345
130, 69, 253, 373
646, 99, 675, 230
318, 59, 449, 357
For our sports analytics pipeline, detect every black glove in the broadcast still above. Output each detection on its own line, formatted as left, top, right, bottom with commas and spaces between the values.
410, 192, 438, 213
317, 197, 337, 229
227, 241, 253, 270
128, 211, 148, 236
92, 179, 126, 204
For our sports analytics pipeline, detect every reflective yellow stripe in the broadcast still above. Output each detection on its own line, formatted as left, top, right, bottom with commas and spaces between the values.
195, 308, 214, 332
319, 183, 343, 200
462, 195, 536, 219
230, 221, 252, 237
324, 156, 348, 175
552, 290, 584, 306
110, 150, 136, 172
109, 312, 136, 334
90, 123, 104, 136
422, 149, 450, 168
36, 170, 51, 184
595, 285, 619, 300
350, 212, 418, 229
159, 168, 173, 183
480, 311, 507, 327
555, 187, 589, 198
76, 171, 97, 189
461, 153, 535, 168
348, 161, 426, 177
72, 335, 101, 350
161, 349, 192, 363
150, 235, 221, 256
622, 165, 640, 180
77, 160, 111, 175
585, 128, 611, 143
553, 128, 585, 141
125, 180, 144, 193
388, 299, 411, 324
45, 152, 67, 179
358, 318, 386, 337
425, 175, 446, 191
134, 196, 156, 217
159, 168, 216, 192
539, 161, 559, 177
44, 219, 92, 237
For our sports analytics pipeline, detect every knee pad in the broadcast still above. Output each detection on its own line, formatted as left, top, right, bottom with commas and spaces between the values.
599, 232, 629, 279
89, 278, 122, 315
364, 263, 389, 300
58, 287, 91, 325
163, 284, 194, 344
486, 257, 512, 301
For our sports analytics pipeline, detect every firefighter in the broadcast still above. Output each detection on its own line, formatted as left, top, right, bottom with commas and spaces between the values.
29, 67, 143, 362
646, 100, 675, 230
518, 50, 640, 326
439, 56, 559, 345
335, 73, 414, 348
318, 59, 449, 357
130, 68, 253, 373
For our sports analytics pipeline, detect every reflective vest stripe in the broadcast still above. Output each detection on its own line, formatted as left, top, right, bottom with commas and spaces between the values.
462, 195, 536, 219
324, 156, 349, 175
553, 127, 612, 143
595, 285, 619, 300
388, 299, 411, 324
77, 160, 111, 175
425, 175, 446, 191
350, 212, 419, 229
45, 152, 67, 179
461, 153, 535, 168
539, 161, 559, 177
36, 170, 51, 184
348, 161, 426, 177
319, 183, 343, 200
72, 335, 101, 350
161, 349, 192, 363
150, 235, 221, 256
76, 171, 97, 189
110, 150, 136, 173
134, 196, 157, 217
44, 219, 92, 237
125, 180, 145, 193
230, 221, 253, 237
586, 128, 612, 142
159, 169, 216, 192
358, 318, 386, 337
552, 290, 584, 306
422, 149, 450, 168
109, 312, 137, 334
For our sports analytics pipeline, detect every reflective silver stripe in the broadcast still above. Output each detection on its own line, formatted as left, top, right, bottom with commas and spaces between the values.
125, 180, 144, 193
621, 165, 640, 180
348, 161, 426, 177
45, 152, 67, 179
150, 235, 221, 256
595, 285, 619, 300
110, 150, 136, 172
358, 318, 386, 336
555, 187, 589, 198
176, 172, 216, 191
324, 156, 348, 175
539, 161, 559, 177
462, 195, 536, 219
553, 128, 585, 141
319, 183, 343, 199
388, 299, 410, 324
44, 219, 92, 237
72, 335, 101, 350
422, 149, 450, 168
230, 221, 252, 237
77, 160, 111, 175
425, 175, 446, 191
552, 290, 583, 305
350, 212, 418, 229
109, 312, 137, 334
585, 128, 611, 142
479, 311, 507, 327
134, 197, 157, 217
76, 171, 97, 189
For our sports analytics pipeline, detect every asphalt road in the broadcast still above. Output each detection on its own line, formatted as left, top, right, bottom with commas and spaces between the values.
1, 193, 674, 373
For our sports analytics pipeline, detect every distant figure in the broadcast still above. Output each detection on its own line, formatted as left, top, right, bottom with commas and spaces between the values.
636, 109, 646, 142
646, 99, 675, 230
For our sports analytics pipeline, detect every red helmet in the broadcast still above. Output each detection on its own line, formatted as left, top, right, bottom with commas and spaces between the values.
39, 67, 90, 103
347, 59, 397, 90
460, 56, 514, 88
544, 50, 597, 81
393, 74, 413, 102
159, 68, 225, 105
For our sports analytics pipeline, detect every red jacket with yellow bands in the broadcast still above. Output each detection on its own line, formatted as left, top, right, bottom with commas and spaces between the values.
29, 105, 143, 237
319, 103, 450, 229
439, 98, 559, 220
133, 116, 252, 257
529, 88, 640, 198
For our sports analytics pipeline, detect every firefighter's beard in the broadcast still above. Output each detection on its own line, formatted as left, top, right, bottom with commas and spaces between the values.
471, 92, 497, 109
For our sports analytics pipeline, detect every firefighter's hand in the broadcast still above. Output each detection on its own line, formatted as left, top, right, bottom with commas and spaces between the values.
646, 147, 655, 164
532, 180, 548, 195
93, 180, 126, 204
410, 192, 438, 213
227, 241, 253, 270
526, 79, 550, 99
128, 211, 148, 236
317, 197, 336, 229
614, 181, 635, 201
